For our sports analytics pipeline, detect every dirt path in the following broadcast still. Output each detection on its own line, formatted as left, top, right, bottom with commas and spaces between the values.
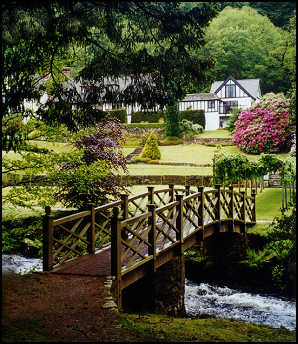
2, 273, 152, 342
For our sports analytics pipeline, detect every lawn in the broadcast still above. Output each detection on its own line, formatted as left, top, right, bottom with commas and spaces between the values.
197, 129, 232, 138
125, 164, 212, 176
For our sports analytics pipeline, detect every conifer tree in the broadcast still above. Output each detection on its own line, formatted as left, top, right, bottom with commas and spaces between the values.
140, 131, 161, 160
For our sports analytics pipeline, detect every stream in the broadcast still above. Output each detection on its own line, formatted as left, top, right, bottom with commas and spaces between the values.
2, 254, 296, 330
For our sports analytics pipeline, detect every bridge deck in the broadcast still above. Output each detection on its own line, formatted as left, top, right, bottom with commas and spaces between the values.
52, 247, 111, 276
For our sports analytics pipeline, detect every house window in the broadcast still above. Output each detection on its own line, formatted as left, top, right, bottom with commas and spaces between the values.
208, 100, 215, 110
224, 100, 238, 113
225, 84, 236, 98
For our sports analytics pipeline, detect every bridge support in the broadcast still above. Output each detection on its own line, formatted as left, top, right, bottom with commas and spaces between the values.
204, 231, 247, 263
121, 254, 186, 316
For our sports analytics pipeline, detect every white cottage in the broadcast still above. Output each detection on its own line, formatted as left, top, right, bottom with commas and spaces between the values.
178, 76, 261, 130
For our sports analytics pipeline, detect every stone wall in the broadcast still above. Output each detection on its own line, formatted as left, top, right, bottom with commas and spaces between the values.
122, 255, 186, 317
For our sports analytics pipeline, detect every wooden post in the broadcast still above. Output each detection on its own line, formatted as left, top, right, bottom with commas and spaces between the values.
240, 191, 246, 235
229, 185, 234, 232
251, 189, 256, 223
197, 186, 205, 255
148, 204, 157, 272
185, 185, 190, 196
111, 207, 122, 309
121, 194, 129, 240
215, 184, 221, 233
87, 203, 95, 254
176, 194, 184, 257
43, 206, 54, 271
169, 184, 174, 202
148, 186, 155, 205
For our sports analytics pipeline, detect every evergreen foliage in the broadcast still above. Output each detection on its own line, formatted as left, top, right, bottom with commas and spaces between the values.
226, 107, 242, 133
140, 131, 161, 160
181, 110, 206, 129
164, 104, 181, 138
131, 111, 164, 123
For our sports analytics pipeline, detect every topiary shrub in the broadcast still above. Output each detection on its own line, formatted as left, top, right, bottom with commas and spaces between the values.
233, 93, 292, 154
140, 131, 161, 160
164, 103, 181, 137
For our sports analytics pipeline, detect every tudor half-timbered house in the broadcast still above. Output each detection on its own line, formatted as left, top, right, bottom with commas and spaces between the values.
178, 76, 261, 130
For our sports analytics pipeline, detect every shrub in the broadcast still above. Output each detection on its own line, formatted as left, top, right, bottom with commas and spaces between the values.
125, 123, 164, 129
160, 136, 184, 146
164, 104, 181, 137
233, 93, 292, 154
131, 110, 164, 123
140, 131, 161, 160
104, 108, 128, 123
180, 119, 203, 139
181, 109, 205, 129
51, 118, 128, 208
226, 107, 241, 132
264, 202, 296, 294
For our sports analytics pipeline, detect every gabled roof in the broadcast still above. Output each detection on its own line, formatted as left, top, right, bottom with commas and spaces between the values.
181, 93, 221, 101
210, 76, 260, 100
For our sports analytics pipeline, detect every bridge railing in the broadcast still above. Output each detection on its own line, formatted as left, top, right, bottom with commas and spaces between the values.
43, 185, 256, 271
43, 185, 193, 271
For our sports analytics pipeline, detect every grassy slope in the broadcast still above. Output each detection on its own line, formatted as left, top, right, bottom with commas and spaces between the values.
120, 313, 295, 342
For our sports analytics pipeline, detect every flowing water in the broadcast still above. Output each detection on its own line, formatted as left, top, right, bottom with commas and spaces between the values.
185, 278, 296, 330
2, 255, 296, 330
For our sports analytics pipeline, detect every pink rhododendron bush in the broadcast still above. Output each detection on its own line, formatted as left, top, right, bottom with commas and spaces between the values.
233, 93, 292, 154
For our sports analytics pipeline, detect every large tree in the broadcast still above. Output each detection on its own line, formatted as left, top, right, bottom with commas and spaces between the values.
2, 1, 219, 150
203, 5, 292, 94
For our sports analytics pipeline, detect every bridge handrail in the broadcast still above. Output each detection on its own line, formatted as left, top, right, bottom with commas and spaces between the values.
43, 184, 256, 271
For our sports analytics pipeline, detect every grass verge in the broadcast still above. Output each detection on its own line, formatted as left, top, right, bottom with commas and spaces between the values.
119, 313, 295, 342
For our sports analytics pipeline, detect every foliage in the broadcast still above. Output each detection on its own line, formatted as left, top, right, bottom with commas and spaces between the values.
204, 5, 292, 94
180, 119, 203, 139
159, 137, 184, 146
50, 118, 128, 208
249, 2, 296, 28
3, 1, 219, 151
280, 154, 296, 187
104, 109, 128, 123
246, 248, 274, 269
287, 82, 296, 123
140, 131, 161, 160
2, 216, 43, 256
164, 104, 181, 138
131, 111, 164, 123
265, 202, 296, 292
233, 93, 292, 154
226, 107, 241, 133
214, 152, 284, 185
125, 123, 164, 129
181, 109, 206, 128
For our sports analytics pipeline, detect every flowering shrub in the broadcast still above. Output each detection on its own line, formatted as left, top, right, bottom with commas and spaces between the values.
233, 93, 292, 154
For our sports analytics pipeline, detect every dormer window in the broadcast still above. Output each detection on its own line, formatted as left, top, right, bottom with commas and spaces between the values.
225, 84, 236, 98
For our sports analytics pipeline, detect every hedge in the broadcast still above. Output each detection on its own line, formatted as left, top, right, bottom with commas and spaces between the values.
131, 110, 164, 123
181, 109, 205, 129
125, 123, 164, 129
104, 108, 128, 123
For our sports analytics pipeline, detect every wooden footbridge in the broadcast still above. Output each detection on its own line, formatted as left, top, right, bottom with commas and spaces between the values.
43, 184, 256, 308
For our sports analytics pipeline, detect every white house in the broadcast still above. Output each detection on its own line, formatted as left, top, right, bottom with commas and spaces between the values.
178, 76, 261, 130
23, 71, 261, 129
